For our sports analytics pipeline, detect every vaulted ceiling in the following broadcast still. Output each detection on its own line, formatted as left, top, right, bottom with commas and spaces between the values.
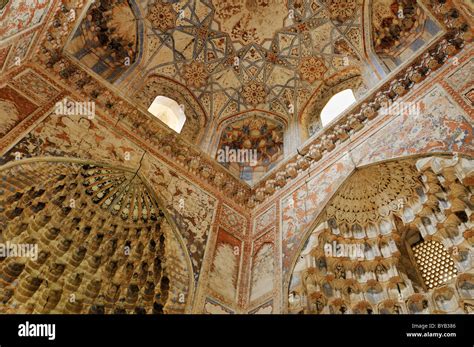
61, 0, 443, 184
66, 0, 368, 126
0, 0, 449, 186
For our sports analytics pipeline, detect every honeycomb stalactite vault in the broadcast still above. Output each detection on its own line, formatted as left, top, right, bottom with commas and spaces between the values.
288, 156, 474, 314
0, 159, 193, 314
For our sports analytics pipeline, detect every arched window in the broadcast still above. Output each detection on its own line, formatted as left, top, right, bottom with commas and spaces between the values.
147, 96, 186, 134
320, 89, 356, 127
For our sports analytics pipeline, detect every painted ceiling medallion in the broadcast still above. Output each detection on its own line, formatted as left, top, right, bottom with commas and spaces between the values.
242, 82, 267, 105
326, 0, 358, 22
81, 165, 162, 223
298, 56, 328, 83
182, 61, 209, 89
147, 0, 177, 32
212, 0, 290, 46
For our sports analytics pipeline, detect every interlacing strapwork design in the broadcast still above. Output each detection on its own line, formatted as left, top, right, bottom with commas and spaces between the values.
0, 161, 191, 314
289, 156, 474, 314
